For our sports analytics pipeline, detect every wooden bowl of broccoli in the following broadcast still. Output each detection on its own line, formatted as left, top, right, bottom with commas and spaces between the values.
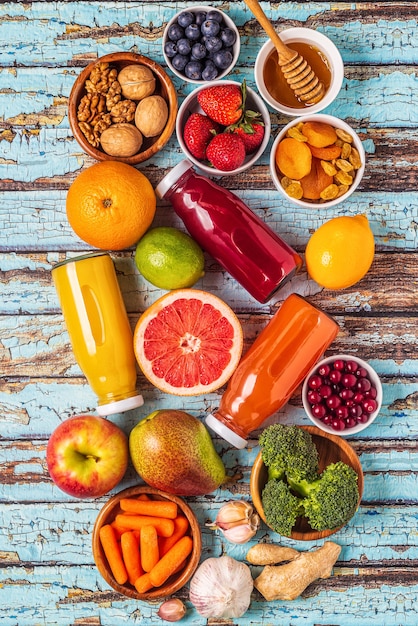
250, 425, 364, 541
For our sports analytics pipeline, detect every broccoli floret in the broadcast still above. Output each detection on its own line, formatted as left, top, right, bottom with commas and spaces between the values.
261, 478, 305, 537
259, 424, 319, 483
289, 461, 359, 531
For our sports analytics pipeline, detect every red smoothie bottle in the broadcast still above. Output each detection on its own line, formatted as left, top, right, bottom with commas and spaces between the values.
155, 160, 303, 303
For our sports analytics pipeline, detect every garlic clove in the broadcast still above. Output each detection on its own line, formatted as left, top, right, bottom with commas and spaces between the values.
157, 598, 186, 622
207, 500, 260, 543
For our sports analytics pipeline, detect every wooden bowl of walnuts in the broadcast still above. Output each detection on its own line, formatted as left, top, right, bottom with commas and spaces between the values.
68, 52, 178, 165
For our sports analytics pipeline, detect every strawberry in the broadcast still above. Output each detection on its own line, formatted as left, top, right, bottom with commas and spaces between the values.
183, 113, 221, 160
230, 121, 265, 154
206, 133, 246, 171
197, 83, 243, 126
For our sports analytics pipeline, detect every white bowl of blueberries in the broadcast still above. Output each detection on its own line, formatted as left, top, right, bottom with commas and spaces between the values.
302, 354, 383, 436
163, 6, 240, 83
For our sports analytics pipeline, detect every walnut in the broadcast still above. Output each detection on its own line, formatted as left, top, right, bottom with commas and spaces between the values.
85, 62, 119, 95
110, 99, 136, 123
91, 112, 112, 136
100, 123, 143, 157
135, 95, 168, 137
105, 80, 122, 109
118, 64, 156, 100
77, 93, 106, 123
78, 121, 100, 147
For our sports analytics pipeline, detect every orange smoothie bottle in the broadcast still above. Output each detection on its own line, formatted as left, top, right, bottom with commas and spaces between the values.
52, 252, 143, 416
205, 294, 339, 448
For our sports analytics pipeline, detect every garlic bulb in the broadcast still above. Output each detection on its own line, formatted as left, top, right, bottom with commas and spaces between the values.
189, 555, 253, 618
207, 500, 260, 544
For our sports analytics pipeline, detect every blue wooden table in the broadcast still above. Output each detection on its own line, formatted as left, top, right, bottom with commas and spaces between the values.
1, 2, 417, 625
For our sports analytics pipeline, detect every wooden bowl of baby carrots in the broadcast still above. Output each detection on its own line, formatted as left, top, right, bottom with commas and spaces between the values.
92, 485, 202, 600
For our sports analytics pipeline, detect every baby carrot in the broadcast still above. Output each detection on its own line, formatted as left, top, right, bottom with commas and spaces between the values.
114, 513, 174, 537
134, 572, 154, 594
149, 535, 193, 588
158, 515, 190, 556
140, 525, 159, 572
137, 494, 150, 501
121, 531, 143, 586
99, 524, 128, 586
120, 498, 178, 519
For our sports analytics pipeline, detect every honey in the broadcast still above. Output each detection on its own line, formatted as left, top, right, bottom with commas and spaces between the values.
263, 41, 332, 109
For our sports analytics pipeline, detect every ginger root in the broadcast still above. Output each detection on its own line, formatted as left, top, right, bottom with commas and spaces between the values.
252, 541, 341, 601
246, 543, 300, 566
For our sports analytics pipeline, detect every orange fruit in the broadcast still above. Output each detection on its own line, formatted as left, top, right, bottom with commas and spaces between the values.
305, 214, 375, 289
134, 289, 243, 396
66, 161, 156, 250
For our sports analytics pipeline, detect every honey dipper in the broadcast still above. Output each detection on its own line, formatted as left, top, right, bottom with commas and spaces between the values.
244, 0, 325, 105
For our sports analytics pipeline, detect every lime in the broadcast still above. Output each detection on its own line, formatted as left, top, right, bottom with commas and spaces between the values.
135, 227, 205, 290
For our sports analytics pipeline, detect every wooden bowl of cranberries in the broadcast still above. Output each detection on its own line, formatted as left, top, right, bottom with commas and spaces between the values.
302, 354, 383, 435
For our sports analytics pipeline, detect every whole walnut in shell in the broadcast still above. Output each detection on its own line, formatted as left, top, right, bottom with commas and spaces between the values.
135, 95, 168, 138
118, 64, 156, 101
100, 123, 143, 157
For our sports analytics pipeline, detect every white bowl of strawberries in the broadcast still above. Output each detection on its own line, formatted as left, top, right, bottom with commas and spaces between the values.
176, 80, 271, 176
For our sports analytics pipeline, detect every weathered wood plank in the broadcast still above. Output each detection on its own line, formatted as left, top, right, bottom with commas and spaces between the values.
0, 562, 417, 626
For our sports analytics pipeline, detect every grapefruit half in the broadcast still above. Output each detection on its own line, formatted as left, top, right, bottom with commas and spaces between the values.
134, 289, 243, 396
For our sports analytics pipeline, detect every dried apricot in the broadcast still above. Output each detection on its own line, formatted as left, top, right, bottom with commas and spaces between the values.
309, 143, 342, 160
300, 157, 333, 200
301, 121, 337, 148
276, 137, 312, 180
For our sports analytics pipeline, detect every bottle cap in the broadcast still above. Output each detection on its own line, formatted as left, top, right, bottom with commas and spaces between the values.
155, 159, 194, 199
97, 394, 144, 416
205, 414, 247, 449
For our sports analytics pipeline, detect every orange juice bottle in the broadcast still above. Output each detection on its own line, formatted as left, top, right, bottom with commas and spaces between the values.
52, 252, 143, 416
205, 294, 339, 448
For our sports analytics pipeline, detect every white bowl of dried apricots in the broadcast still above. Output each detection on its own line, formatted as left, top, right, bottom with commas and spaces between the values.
270, 114, 365, 209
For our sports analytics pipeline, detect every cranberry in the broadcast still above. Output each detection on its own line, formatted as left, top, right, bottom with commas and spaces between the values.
357, 413, 370, 423
308, 375, 322, 389
323, 414, 333, 425
329, 369, 342, 384
341, 373, 357, 388
331, 418, 346, 431
312, 403, 327, 418
363, 398, 378, 414
356, 378, 371, 392
353, 392, 364, 404
333, 359, 345, 370
319, 384, 332, 398
318, 364, 330, 377
357, 367, 368, 378
345, 417, 357, 428
340, 388, 354, 401
346, 360, 359, 373
307, 390, 321, 404
365, 387, 377, 399
350, 404, 363, 418
327, 394, 341, 410
335, 405, 349, 420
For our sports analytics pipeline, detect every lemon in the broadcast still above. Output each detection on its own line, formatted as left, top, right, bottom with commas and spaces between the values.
135, 226, 205, 290
305, 214, 375, 289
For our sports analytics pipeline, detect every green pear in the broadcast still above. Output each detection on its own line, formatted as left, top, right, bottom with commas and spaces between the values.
129, 409, 226, 495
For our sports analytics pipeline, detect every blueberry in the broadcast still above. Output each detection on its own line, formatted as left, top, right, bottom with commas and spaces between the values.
213, 49, 233, 70
185, 60, 203, 81
185, 23, 201, 41
220, 27, 237, 47
202, 62, 219, 81
177, 11, 194, 28
164, 41, 178, 58
206, 10, 223, 23
191, 42, 207, 60
205, 36, 222, 53
171, 53, 189, 72
177, 37, 192, 56
194, 11, 207, 26
201, 19, 220, 37
167, 23, 184, 42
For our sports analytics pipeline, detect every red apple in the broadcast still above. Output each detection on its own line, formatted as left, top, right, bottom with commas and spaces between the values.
46, 415, 128, 498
